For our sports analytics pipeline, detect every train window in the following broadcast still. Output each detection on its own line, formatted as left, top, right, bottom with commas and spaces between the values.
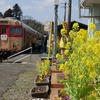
10, 28, 14, 34
10, 27, 21, 34
2, 27, 6, 34
0, 21, 8, 24
14, 28, 21, 34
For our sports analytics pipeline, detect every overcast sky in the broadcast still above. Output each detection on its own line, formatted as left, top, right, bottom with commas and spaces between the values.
0, 0, 88, 24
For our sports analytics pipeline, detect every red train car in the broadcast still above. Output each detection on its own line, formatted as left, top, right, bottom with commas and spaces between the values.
0, 17, 42, 58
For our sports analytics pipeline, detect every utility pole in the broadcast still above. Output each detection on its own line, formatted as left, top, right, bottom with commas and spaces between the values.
64, 2, 67, 21
61, 2, 68, 21
53, 0, 59, 58
68, 0, 72, 34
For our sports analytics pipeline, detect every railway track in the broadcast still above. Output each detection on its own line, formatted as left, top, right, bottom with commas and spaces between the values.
0, 52, 10, 63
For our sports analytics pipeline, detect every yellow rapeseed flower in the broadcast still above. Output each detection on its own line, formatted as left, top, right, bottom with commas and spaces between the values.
69, 30, 76, 38
79, 75, 84, 79
60, 29, 67, 36
89, 23, 96, 31
94, 31, 99, 38
72, 22, 79, 31
65, 61, 70, 67
56, 53, 61, 59
64, 49, 69, 55
78, 84, 81, 87
59, 64, 66, 71
89, 71, 97, 80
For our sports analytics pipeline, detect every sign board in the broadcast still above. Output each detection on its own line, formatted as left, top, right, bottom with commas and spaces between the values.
44, 21, 51, 32
1, 35, 7, 40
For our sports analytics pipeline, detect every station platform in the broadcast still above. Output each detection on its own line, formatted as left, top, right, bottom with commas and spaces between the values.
0, 46, 49, 99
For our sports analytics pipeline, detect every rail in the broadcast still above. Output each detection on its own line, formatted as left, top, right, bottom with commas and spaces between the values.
7, 47, 32, 63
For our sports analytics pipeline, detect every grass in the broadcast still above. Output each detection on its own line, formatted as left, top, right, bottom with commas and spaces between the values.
0, 69, 38, 100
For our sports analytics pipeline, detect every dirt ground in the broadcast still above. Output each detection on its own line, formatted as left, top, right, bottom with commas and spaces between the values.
0, 65, 38, 100
0, 53, 48, 100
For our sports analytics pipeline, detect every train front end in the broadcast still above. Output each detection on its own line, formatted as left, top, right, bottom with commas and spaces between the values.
0, 17, 23, 59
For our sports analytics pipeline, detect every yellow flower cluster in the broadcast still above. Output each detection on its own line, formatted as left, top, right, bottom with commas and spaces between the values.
56, 53, 61, 59
36, 59, 50, 76
59, 64, 65, 71
65, 42, 71, 49
60, 29, 67, 36
64, 49, 69, 56
69, 30, 76, 39
94, 31, 100, 38
89, 23, 96, 31
57, 23, 100, 100
72, 22, 79, 31
58, 61, 70, 76
60, 89, 67, 97
56, 53, 65, 64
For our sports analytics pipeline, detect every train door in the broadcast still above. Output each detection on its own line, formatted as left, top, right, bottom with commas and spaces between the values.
0, 26, 8, 49
23, 28, 26, 48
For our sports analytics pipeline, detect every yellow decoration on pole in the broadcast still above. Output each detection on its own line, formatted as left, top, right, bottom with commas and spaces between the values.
60, 21, 68, 58
48, 21, 53, 57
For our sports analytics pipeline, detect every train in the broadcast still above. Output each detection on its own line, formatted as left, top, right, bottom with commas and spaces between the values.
0, 17, 42, 60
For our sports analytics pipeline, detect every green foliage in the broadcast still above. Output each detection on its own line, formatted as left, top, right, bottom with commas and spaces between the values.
87, 95, 97, 100
4, 9, 13, 17
12, 4, 23, 20
1, 3, 46, 33
23, 19, 47, 34
57, 44, 61, 53
3, 3, 23, 20
0, 12, 3, 17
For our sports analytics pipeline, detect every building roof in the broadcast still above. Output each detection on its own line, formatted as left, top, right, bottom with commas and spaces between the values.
57, 20, 88, 36
81, 0, 100, 7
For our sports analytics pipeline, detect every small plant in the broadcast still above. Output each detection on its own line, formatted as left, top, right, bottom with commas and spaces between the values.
56, 53, 65, 64
54, 89, 70, 100
36, 59, 50, 75
57, 72, 66, 84
55, 23, 100, 100
31, 85, 49, 98
36, 75, 48, 83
